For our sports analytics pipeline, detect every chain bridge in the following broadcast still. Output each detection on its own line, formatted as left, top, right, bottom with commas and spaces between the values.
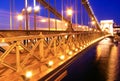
0, 0, 113, 81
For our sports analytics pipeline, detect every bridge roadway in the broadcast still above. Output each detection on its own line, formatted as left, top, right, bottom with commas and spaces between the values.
0, 30, 110, 81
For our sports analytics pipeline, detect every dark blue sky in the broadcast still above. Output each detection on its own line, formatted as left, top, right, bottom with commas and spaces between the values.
89, 0, 120, 24
0, 0, 120, 28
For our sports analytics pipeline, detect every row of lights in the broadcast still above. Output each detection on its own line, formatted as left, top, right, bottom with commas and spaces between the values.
17, 7, 72, 19
17, 7, 72, 20
47, 46, 81, 67
17, 7, 73, 30
23, 40, 91, 80
21, 7, 95, 80
17, 6, 40, 20
17, 6, 96, 30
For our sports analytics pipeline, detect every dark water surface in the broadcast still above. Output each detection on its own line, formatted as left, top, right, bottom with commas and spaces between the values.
62, 38, 120, 81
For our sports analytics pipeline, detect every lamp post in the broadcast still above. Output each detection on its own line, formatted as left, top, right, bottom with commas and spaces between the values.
66, 8, 73, 23
91, 20, 96, 31
17, 14, 23, 30
27, 7, 32, 30
25, 0, 28, 30
66, 8, 73, 31
34, 6, 40, 30
33, 0, 40, 30
22, 7, 33, 30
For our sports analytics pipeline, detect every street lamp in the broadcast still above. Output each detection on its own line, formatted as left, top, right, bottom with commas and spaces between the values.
91, 21, 96, 25
66, 8, 73, 16
22, 7, 33, 30
66, 8, 73, 22
90, 20, 96, 31
27, 7, 32, 14
34, 6, 40, 30
17, 14, 23, 30
66, 8, 73, 31
27, 7, 32, 30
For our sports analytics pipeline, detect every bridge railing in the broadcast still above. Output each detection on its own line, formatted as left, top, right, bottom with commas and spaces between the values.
0, 31, 106, 80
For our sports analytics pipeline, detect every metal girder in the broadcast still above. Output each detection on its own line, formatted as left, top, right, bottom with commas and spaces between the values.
82, 0, 102, 31
0, 31, 108, 80
36, 0, 69, 22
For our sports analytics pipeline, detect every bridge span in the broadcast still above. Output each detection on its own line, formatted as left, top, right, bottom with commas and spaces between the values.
0, 0, 114, 80
0, 31, 111, 81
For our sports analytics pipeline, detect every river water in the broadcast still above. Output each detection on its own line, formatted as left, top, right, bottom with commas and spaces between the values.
62, 38, 120, 81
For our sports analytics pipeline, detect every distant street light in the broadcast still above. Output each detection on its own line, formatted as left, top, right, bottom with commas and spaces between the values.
66, 8, 73, 23
91, 21, 96, 25
21, 5, 40, 30
66, 8, 73, 16
34, 6, 40, 13
27, 7, 32, 14
27, 7, 32, 30
66, 8, 74, 31
25, 71, 33, 80
90, 20, 96, 31
17, 14, 23, 30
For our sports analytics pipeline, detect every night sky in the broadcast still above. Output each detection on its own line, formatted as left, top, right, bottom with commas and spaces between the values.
0, 0, 120, 30
89, 0, 120, 24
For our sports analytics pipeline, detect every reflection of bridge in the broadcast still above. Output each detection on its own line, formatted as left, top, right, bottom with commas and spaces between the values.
0, 0, 112, 81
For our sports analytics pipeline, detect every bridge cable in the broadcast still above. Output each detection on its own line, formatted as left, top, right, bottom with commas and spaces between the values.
10, 0, 13, 30
75, 0, 78, 29
48, 0, 50, 31
13, 0, 16, 30
54, 0, 57, 30
61, 0, 63, 30
80, 0, 83, 25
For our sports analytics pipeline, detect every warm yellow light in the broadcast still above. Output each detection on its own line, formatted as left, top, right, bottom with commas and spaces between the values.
65, 23, 68, 26
84, 45, 86, 47
34, 6, 40, 13
89, 28, 92, 31
72, 35, 75, 38
91, 21, 96, 25
78, 25, 81, 27
66, 8, 73, 16
40, 19, 46, 22
48, 61, 54, 67
68, 51, 73, 55
22, 8, 25, 14
27, 7, 32, 13
17, 14, 23, 21
1, 39, 5, 42
59, 55, 65, 60
75, 48, 78, 52
25, 71, 33, 79
91, 17, 94, 20
64, 35, 68, 39
80, 47, 82, 49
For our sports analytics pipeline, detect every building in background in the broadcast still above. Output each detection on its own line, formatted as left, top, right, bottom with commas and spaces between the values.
100, 20, 114, 35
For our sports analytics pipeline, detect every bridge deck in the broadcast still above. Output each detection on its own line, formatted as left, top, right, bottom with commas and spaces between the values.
0, 31, 109, 81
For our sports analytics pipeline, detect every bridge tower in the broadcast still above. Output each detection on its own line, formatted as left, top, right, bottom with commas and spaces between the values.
100, 20, 114, 35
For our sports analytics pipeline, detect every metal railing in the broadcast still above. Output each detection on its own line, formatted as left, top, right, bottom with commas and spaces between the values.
0, 31, 106, 80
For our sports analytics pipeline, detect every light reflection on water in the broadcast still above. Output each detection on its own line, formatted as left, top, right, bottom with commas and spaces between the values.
62, 37, 120, 81
96, 38, 120, 81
